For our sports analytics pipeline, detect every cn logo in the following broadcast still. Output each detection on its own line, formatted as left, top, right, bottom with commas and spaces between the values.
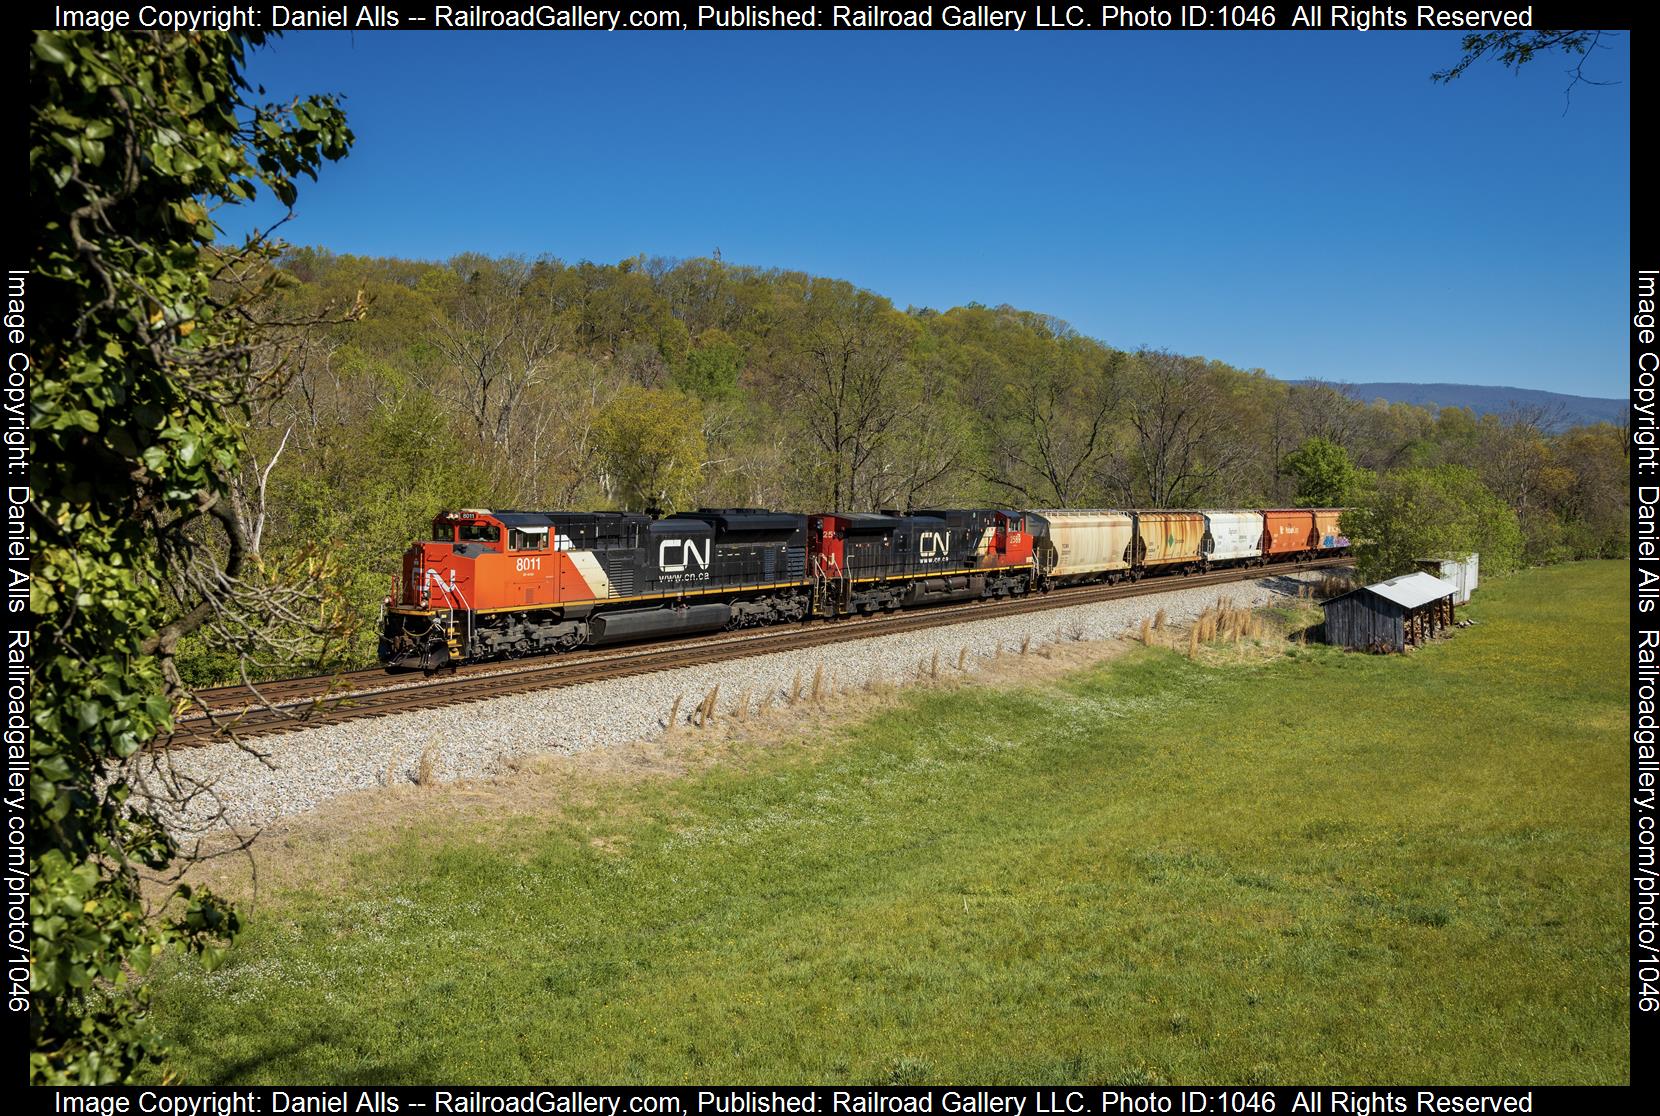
659, 538, 711, 573
919, 531, 949, 557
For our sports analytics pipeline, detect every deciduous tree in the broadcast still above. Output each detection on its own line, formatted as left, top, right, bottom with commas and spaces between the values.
1113, 349, 1245, 506
783, 279, 918, 510
1282, 436, 1366, 507
944, 306, 1123, 507
1343, 466, 1522, 583
1431, 30, 1612, 92
593, 386, 707, 512
427, 255, 563, 451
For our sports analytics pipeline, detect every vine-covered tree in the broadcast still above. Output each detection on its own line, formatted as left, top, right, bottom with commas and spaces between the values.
29, 30, 351, 1082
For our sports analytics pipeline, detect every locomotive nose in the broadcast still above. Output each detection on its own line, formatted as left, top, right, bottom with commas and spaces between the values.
409, 542, 451, 593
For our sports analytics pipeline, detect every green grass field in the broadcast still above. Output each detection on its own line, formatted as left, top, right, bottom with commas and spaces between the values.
149, 561, 1631, 1084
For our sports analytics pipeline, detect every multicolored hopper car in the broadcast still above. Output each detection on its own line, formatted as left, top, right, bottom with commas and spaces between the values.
380, 505, 1349, 670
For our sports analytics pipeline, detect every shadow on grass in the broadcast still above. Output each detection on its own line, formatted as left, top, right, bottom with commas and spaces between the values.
187, 1022, 434, 1087
1289, 620, 1326, 643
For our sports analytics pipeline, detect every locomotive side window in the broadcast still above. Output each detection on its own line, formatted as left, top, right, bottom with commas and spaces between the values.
510, 528, 549, 551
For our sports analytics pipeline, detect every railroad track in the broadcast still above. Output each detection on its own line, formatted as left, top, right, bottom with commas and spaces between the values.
165, 557, 1351, 746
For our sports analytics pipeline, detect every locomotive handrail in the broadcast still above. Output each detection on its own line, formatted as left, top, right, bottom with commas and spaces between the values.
421, 568, 475, 631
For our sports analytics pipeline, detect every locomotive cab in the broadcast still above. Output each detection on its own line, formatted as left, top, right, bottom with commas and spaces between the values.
398, 510, 506, 609
433, 513, 505, 552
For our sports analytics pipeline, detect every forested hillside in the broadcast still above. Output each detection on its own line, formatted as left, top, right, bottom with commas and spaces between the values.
186, 248, 1629, 682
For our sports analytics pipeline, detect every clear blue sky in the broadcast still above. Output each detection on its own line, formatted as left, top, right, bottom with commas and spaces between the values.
231, 30, 1631, 398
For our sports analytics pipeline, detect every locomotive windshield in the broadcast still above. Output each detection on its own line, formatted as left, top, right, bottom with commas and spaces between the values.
509, 528, 548, 551
459, 523, 500, 544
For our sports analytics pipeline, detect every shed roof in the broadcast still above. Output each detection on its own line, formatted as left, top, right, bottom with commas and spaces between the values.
1323, 571, 1458, 611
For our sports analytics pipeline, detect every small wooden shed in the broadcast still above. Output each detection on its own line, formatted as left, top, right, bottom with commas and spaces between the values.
1321, 571, 1459, 653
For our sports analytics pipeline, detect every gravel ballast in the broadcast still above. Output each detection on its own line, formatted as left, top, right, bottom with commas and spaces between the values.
137, 570, 1325, 832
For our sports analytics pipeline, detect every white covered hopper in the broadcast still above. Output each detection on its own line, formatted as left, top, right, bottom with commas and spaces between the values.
1028, 510, 1134, 581
1203, 511, 1265, 563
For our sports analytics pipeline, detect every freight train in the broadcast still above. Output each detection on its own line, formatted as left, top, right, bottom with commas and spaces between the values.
379, 505, 1349, 671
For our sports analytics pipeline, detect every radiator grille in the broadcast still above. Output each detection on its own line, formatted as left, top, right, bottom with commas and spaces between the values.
604, 554, 635, 598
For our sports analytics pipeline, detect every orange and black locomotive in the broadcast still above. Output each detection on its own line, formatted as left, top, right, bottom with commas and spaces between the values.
379, 506, 1039, 670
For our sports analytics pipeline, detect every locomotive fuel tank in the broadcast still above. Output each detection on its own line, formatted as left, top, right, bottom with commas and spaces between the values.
588, 603, 733, 645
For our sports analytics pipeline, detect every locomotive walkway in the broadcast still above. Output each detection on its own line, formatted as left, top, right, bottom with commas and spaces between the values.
166, 556, 1352, 746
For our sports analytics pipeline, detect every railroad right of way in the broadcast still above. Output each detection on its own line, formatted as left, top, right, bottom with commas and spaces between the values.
134, 564, 1341, 833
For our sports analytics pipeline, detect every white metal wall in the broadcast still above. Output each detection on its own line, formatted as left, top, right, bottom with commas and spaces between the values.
1415, 554, 1478, 605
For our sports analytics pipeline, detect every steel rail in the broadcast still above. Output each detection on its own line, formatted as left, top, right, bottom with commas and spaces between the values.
164, 556, 1351, 747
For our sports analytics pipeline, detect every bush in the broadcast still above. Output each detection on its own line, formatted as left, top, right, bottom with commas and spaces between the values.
1343, 466, 1522, 583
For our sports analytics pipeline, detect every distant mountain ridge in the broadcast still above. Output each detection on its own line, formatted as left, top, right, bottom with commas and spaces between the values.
1289, 380, 1627, 430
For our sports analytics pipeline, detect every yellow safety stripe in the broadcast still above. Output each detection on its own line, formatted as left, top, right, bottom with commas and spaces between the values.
387, 565, 1027, 618
391, 578, 809, 617
479, 578, 809, 614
